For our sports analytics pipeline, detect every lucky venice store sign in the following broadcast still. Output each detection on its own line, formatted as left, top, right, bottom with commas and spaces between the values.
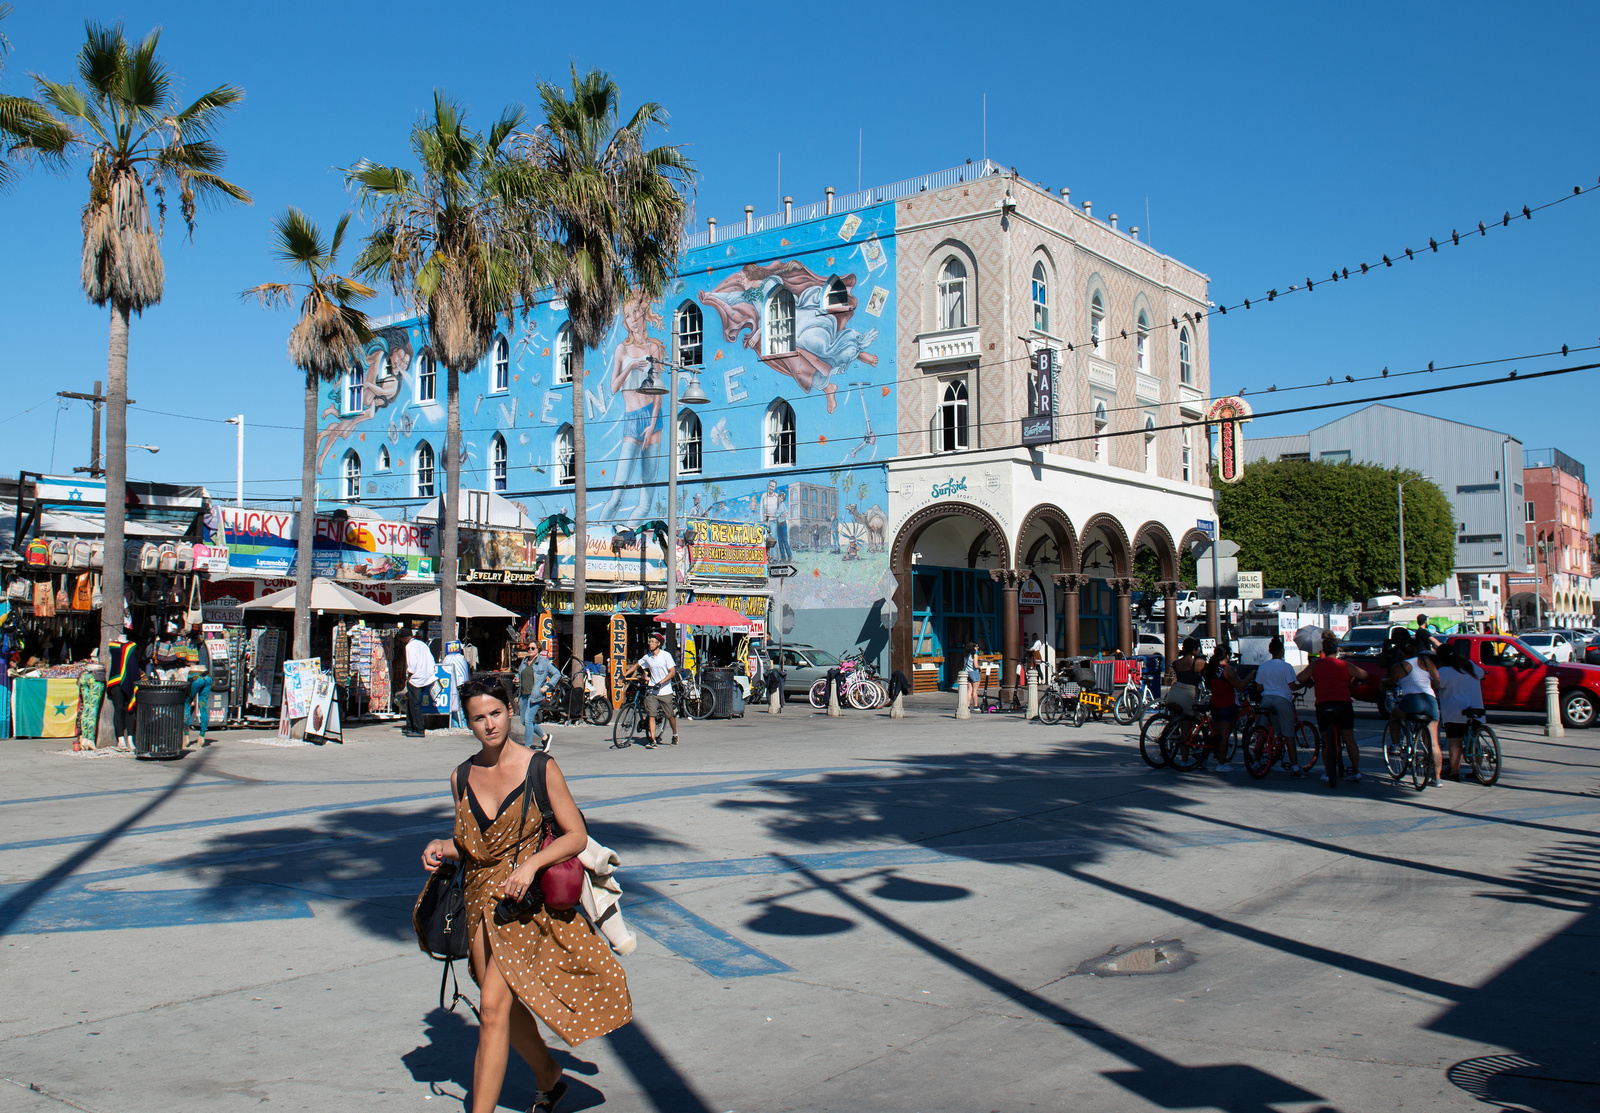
213, 507, 437, 579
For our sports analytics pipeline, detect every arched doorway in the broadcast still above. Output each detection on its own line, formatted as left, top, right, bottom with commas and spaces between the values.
1015, 505, 1079, 669
890, 502, 1011, 690
1078, 514, 1133, 655
1176, 526, 1214, 637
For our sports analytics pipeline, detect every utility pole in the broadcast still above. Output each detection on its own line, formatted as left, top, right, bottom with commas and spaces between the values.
58, 382, 136, 478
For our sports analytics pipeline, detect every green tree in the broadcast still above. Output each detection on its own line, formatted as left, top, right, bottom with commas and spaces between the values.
39, 22, 249, 671
0, 4, 72, 187
350, 93, 535, 645
1217, 459, 1454, 603
517, 67, 693, 678
243, 208, 375, 659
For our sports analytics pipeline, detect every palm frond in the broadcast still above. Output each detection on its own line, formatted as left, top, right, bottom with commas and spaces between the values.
77, 21, 126, 98
241, 280, 293, 309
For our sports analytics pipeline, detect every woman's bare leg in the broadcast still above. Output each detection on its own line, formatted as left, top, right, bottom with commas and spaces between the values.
469, 926, 513, 1113
509, 1001, 563, 1090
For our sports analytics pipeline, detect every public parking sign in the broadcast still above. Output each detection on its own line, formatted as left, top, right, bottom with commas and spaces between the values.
1237, 571, 1264, 600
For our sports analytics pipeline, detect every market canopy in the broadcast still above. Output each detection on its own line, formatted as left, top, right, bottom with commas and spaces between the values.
654, 600, 750, 627
383, 588, 518, 620
242, 578, 388, 615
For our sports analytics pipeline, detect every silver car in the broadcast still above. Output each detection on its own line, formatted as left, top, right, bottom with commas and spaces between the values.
766, 644, 846, 699
1248, 588, 1303, 615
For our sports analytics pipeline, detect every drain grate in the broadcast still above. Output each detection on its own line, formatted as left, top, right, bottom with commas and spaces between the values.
1073, 939, 1194, 977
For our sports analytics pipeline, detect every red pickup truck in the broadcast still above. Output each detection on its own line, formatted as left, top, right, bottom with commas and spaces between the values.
1348, 633, 1600, 728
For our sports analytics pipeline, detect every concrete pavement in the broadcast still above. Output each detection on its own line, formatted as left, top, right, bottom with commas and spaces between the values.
1, 698, 1596, 1112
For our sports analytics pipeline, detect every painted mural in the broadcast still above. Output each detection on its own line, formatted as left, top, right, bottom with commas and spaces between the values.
313, 202, 898, 619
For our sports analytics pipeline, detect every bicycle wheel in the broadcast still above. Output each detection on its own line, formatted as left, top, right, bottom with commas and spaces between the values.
1243, 725, 1274, 779
1294, 721, 1321, 773
809, 679, 830, 709
1381, 720, 1409, 780
1165, 718, 1209, 772
611, 703, 641, 748
1138, 710, 1171, 768
847, 681, 876, 711
1072, 697, 1090, 728
1112, 686, 1139, 726
1470, 725, 1501, 786
586, 697, 613, 727
1409, 725, 1431, 791
1038, 693, 1061, 725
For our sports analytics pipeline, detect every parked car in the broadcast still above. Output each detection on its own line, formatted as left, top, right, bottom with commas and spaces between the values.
766, 643, 846, 699
1519, 631, 1576, 663
1135, 631, 1166, 655
1348, 633, 1600, 728
1151, 590, 1202, 620
1585, 634, 1600, 667
1248, 588, 1303, 616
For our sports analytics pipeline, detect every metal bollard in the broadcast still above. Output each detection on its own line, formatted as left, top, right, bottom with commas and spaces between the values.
956, 673, 970, 720
1026, 670, 1039, 720
827, 678, 842, 717
890, 692, 905, 718
1546, 675, 1564, 737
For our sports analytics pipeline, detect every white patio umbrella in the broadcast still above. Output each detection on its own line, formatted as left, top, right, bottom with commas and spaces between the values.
241, 577, 389, 614
382, 588, 518, 620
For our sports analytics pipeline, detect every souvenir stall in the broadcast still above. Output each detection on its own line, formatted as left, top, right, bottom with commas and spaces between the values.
240, 579, 388, 724
2, 541, 107, 743
383, 588, 520, 709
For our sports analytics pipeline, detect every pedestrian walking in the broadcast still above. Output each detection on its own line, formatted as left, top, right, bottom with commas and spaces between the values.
443, 640, 471, 730
420, 681, 631, 1113
401, 629, 436, 738
964, 643, 982, 710
625, 631, 678, 746
517, 649, 558, 751
182, 624, 212, 749
1297, 630, 1365, 784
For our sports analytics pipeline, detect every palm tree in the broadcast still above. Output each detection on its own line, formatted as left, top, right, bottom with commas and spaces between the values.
38, 22, 248, 666
517, 67, 693, 680
350, 93, 535, 647
0, 4, 72, 188
243, 208, 375, 659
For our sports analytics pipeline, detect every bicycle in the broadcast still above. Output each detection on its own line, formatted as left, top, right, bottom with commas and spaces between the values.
536, 671, 612, 728
1160, 708, 1217, 773
1243, 708, 1321, 780
808, 653, 886, 710
674, 671, 716, 720
1459, 709, 1501, 785
1111, 662, 1147, 726
1139, 705, 1173, 768
1382, 711, 1439, 791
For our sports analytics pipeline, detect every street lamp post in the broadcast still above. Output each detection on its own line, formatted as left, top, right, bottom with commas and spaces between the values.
224, 415, 244, 507
1533, 518, 1559, 629
1397, 475, 1433, 598
637, 357, 708, 652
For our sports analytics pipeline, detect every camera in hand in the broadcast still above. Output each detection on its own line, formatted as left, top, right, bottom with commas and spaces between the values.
494, 887, 542, 922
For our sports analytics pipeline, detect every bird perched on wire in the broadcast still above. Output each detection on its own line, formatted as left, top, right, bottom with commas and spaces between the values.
1345, 375, 1354, 382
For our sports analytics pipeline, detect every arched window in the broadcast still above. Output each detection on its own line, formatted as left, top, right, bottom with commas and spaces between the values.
765, 287, 796, 354
555, 425, 575, 485
825, 277, 850, 309
343, 366, 364, 414
1179, 327, 1193, 385
343, 451, 362, 503
491, 334, 510, 392
1092, 400, 1108, 463
678, 410, 702, 474
1181, 425, 1193, 482
1031, 262, 1049, 332
415, 441, 436, 498
377, 444, 390, 470
491, 434, 508, 492
1090, 291, 1105, 349
938, 257, 967, 330
939, 377, 969, 452
766, 399, 796, 466
1143, 415, 1156, 474
1136, 311, 1150, 372
416, 350, 436, 403
556, 324, 573, 384
675, 303, 703, 367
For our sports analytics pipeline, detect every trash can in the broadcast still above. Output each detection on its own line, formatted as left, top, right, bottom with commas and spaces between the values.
703, 667, 736, 720
134, 682, 188, 759
1140, 654, 1164, 700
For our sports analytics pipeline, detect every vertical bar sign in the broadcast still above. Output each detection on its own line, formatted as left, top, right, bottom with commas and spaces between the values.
1021, 348, 1055, 446
609, 614, 628, 709
538, 611, 555, 660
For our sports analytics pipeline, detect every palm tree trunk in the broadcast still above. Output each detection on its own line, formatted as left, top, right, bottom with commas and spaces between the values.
293, 372, 317, 660
95, 302, 130, 747
570, 344, 587, 684
441, 364, 461, 648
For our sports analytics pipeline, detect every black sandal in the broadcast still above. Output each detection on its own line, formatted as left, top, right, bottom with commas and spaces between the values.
529, 1077, 568, 1112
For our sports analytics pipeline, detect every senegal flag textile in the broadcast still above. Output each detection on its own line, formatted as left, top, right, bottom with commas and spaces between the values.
14, 678, 82, 738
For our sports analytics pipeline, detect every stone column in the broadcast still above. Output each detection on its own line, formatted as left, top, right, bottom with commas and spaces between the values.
1054, 574, 1084, 659
1111, 577, 1135, 657
1157, 580, 1179, 678
991, 568, 1023, 704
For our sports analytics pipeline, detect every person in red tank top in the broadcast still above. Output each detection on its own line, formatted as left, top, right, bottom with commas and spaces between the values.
1204, 644, 1244, 772
1296, 630, 1366, 783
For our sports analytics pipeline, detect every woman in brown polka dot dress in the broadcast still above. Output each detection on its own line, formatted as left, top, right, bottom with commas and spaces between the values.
421, 682, 631, 1113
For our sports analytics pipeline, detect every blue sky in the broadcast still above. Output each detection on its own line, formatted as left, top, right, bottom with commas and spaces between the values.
2, 1, 1596, 501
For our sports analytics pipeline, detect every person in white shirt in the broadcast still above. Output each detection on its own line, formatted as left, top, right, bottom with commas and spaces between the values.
402, 630, 437, 738
626, 631, 678, 746
442, 640, 471, 730
1254, 637, 1302, 767
1436, 644, 1485, 781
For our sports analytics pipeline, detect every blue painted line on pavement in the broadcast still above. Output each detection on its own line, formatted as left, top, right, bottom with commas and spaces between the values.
623, 881, 791, 978
3, 884, 314, 934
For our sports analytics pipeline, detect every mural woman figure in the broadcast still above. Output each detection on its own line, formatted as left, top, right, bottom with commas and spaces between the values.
316, 327, 413, 471
596, 295, 667, 525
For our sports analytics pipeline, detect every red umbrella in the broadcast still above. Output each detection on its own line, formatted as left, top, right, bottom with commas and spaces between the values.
655, 600, 750, 627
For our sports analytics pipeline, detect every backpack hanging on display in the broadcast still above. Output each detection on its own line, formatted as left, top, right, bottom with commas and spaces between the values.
26, 539, 49, 566
185, 575, 203, 628
49, 539, 70, 568
73, 573, 93, 612
91, 573, 103, 611
89, 540, 104, 569
7, 577, 28, 601
140, 543, 160, 572
56, 576, 70, 613
175, 542, 194, 573
71, 539, 93, 568
158, 542, 178, 572
34, 579, 54, 617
